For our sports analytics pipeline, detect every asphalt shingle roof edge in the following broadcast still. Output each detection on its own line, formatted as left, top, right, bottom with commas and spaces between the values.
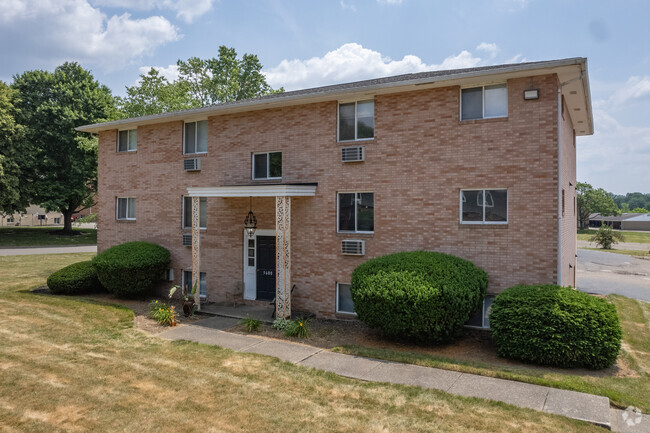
77, 57, 587, 132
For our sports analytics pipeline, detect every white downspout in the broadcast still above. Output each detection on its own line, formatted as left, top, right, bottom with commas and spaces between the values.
557, 88, 563, 285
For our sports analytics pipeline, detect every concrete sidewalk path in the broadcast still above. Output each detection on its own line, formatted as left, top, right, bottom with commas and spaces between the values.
159, 320, 616, 430
0, 245, 97, 256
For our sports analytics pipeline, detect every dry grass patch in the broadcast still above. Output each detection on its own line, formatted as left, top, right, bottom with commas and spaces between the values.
0, 253, 603, 432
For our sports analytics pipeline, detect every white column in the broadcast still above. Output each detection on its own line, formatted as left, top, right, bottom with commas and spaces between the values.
191, 196, 201, 310
275, 196, 291, 319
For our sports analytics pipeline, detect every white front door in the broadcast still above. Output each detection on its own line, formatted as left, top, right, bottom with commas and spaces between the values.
243, 229, 276, 300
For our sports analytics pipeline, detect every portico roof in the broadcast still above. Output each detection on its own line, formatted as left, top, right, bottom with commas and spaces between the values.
187, 183, 318, 197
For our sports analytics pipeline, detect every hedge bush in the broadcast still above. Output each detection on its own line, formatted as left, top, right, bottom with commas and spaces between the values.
350, 251, 488, 343
490, 284, 622, 369
47, 261, 103, 295
92, 241, 170, 297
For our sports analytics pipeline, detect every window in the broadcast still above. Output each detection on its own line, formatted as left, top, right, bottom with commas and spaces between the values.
338, 100, 374, 141
116, 197, 136, 220
117, 129, 137, 152
6, 216, 13, 223
182, 197, 207, 229
53, 217, 61, 224
182, 270, 206, 298
461, 84, 507, 120
461, 189, 507, 224
466, 295, 495, 328
246, 238, 255, 267
336, 283, 355, 314
252, 152, 282, 180
338, 192, 374, 233
184, 120, 208, 154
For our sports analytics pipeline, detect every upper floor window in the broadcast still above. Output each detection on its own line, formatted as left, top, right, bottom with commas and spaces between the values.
116, 197, 136, 220
338, 100, 374, 141
117, 129, 137, 152
184, 120, 208, 154
461, 189, 507, 224
182, 196, 207, 229
338, 192, 374, 233
461, 84, 507, 120
253, 152, 282, 180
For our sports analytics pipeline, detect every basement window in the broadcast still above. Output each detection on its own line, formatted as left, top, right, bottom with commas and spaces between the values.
466, 295, 495, 328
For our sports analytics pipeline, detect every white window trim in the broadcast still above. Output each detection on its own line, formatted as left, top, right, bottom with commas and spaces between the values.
336, 282, 356, 315
115, 197, 136, 221
460, 84, 508, 121
183, 120, 208, 155
181, 269, 207, 299
252, 151, 282, 180
182, 196, 207, 230
337, 100, 375, 143
336, 191, 374, 234
117, 129, 137, 152
460, 189, 508, 225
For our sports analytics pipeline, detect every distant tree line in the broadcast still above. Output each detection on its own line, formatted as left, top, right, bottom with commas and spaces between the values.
611, 192, 650, 214
0, 46, 280, 234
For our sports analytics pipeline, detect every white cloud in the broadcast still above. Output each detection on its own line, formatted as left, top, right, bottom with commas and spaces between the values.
340, 0, 356, 12
264, 43, 484, 91
91, 0, 214, 23
609, 76, 650, 106
476, 42, 499, 57
377, 0, 404, 4
505, 54, 527, 64
0, 0, 179, 73
138, 64, 180, 82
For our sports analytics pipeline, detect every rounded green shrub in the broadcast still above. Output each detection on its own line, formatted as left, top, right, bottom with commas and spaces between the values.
350, 251, 488, 343
47, 261, 103, 295
92, 241, 170, 297
490, 285, 622, 369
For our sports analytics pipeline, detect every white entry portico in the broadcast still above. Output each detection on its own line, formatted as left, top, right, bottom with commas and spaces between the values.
186, 183, 317, 318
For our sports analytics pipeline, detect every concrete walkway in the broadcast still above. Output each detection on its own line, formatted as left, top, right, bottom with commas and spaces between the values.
0, 245, 97, 256
159, 317, 628, 430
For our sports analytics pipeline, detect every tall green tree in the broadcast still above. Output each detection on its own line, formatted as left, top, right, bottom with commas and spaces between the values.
12, 62, 114, 233
119, 46, 282, 117
0, 81, 29, 216
576, 182, 620, 229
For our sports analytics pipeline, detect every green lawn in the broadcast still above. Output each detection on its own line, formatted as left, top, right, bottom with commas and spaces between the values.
580, 247, 649, 258
0, 253, 602, 433
336, 295, 650, 412
0, 226, 97, 247
578, 229, 650, 243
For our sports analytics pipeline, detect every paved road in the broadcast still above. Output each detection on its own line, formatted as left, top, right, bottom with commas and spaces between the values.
577, 249, 650, 302
0, 245, 97, 256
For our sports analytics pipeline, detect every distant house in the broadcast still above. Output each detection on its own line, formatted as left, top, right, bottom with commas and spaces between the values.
588, 213, 649, 230
77, 57, 592, 321
1, 205, 63, 227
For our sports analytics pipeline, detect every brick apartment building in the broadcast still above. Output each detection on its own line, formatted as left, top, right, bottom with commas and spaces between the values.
78, 57, 592, 324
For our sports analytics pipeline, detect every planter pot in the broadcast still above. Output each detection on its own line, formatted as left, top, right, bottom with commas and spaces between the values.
182, 299, 195, 317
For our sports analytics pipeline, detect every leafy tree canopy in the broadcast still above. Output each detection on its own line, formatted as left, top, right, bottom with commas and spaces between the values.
612, 192, 650, 213
576, 182, 620, 229
0, 81, 29, 215
11, 62, 115, 232
117, 46, 282, 117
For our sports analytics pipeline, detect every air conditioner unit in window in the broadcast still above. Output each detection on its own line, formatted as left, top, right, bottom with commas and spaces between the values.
184, 157, 202, 171
341, 239, 365, 255
341, 146, 365, 163
182, 234, 192, 246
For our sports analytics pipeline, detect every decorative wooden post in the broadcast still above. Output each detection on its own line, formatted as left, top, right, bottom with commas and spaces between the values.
191, 196, 201, 310
275, 196, 291, 319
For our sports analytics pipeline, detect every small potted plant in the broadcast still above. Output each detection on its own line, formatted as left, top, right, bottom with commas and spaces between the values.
182, 282, 198, 317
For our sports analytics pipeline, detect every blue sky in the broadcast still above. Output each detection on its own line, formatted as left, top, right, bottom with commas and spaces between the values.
1, 0, 648, 194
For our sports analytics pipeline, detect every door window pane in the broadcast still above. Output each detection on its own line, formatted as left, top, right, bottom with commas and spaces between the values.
338, 103, 355, 141
118, 131, 128, 152
461, 190, 483, 222
357, 193, 374, 232
196, 120, 208, 152
485, 190, 507, 222
356, 101, 374, 139
269, 152, 282, 178
337, 283, 355, 314
484, 84, 507, 118
461, 87, 483, 120
253, 154, 267, 179
338, 193, 355, 232
184, 122, 196, 154
127, 129, 137, 150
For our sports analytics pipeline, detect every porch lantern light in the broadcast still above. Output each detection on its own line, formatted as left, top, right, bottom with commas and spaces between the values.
244, 197, 257, 238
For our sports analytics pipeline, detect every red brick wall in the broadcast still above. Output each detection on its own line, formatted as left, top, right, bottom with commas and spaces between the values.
97, 73, 566, 318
